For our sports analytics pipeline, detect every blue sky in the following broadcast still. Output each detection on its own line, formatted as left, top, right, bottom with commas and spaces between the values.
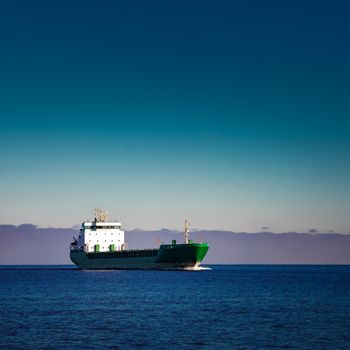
0, 0, 349, 231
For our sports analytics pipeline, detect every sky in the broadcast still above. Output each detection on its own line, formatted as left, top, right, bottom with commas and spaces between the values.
0, 0, 349, 232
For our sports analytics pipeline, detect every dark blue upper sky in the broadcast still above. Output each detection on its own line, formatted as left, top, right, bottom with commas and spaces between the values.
0, 0, 349, 231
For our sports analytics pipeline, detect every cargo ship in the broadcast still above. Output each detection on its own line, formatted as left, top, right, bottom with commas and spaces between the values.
70, 209, 209, 270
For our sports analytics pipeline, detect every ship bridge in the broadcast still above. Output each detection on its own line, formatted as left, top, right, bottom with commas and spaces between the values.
73, 209, 125, 253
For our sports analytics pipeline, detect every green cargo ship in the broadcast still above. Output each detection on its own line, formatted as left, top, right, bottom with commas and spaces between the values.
70, 209, 209, 270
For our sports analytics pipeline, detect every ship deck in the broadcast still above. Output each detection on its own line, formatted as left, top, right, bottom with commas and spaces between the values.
86, 248, 159, 259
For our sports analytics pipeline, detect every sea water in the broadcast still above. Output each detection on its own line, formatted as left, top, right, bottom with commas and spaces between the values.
0, 265, 349, 349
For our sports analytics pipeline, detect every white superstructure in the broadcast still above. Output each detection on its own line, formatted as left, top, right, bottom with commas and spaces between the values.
74, 209, 125, 253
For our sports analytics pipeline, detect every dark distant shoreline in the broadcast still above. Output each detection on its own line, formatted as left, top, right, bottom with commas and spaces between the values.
1, 225, 350, 265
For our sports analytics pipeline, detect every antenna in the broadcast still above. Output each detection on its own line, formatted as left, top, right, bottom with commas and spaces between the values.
184, 219, 190, 244
94, 208, 109, 222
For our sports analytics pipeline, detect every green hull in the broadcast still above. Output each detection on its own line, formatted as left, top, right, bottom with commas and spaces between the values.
70, 243, 209, 270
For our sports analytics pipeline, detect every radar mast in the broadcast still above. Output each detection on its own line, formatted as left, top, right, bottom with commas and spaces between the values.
94, 208, 109, 222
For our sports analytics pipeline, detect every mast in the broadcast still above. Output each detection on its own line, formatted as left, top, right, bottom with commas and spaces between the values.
94, 208, 109, 222
184, 219, 190, 244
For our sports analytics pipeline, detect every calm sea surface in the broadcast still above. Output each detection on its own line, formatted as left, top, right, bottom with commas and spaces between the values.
0, 265, 349, 349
